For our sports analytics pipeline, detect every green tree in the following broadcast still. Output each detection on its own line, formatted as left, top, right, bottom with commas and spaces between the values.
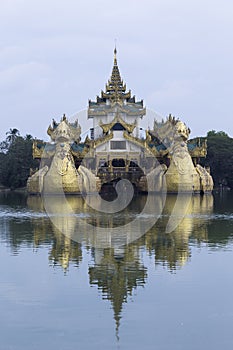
6, 128, 20, 144
207, 130, 229, 138
0, 128, 20, 153
205, 131, 233, 189
0, 131, 38, 189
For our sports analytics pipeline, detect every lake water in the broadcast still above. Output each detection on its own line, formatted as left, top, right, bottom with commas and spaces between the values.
0, 191, 233, 350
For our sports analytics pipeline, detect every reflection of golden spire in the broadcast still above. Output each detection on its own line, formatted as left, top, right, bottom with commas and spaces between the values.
89, 247, 147, 340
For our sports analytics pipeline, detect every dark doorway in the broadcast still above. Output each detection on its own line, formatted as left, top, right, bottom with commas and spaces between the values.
112, 158, 125, 167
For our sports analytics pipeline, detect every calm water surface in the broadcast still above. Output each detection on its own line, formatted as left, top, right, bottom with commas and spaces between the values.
0, 191, 233, 350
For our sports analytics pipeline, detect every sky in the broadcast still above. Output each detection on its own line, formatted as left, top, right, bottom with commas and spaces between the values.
1, 0, 233, 142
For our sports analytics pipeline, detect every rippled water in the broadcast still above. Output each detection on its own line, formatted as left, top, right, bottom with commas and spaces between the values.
0, 191, 233, 350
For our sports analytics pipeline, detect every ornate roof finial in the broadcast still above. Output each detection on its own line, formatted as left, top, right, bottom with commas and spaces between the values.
114, 41, 117, 66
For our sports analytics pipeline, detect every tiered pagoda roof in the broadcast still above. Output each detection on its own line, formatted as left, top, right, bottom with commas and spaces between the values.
89, 48, 143, 106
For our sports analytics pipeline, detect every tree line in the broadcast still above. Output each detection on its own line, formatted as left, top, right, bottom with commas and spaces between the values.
204, 130, 233, 190
0, 129, 38, 189
0, 128, 233, 190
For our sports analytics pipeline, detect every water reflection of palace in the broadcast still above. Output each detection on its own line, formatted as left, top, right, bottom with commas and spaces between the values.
145, 195, 214, 269
27, 194, 214, 268
1, 192, 217, 335
24, 193, 215, 334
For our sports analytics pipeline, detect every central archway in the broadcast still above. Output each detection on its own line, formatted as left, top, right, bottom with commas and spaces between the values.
112, 158, 125, 167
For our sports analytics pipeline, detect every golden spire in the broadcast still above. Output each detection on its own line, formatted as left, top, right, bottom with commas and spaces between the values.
114, 46, 117, 66
100, 47, 131, 103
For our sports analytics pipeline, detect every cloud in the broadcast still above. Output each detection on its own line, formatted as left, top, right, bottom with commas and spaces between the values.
0, 0, 233, 140
0, 61, 51, 93
146, 79, 193, 107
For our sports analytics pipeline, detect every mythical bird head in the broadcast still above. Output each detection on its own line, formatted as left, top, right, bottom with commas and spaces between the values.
174, 121, 190, 141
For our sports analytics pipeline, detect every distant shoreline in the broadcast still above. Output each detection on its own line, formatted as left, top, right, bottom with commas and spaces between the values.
0, 186, 27, 193
0, 186, 231, 195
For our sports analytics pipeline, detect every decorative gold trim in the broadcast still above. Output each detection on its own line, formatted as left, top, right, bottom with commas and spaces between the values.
71, 146, 91, 158
32, 140, 55, 159
88, 104, 146, 117
188, 139, 207, 158
100, 115, 136, 133
123, 132, 169, 157
94, 132, 114, 148
189, 146, 207, 158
